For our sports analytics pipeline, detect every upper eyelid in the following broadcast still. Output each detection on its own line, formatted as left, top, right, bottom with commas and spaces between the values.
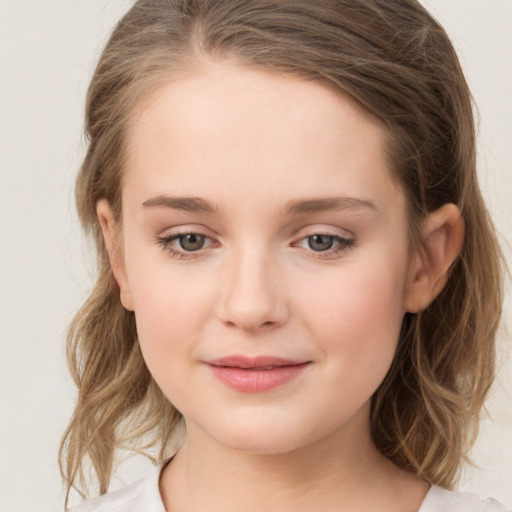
158, 224, 217, 238
291, 225, 354, 240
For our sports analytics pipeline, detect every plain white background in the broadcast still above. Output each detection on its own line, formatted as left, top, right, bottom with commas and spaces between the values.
0, 1, 510, 511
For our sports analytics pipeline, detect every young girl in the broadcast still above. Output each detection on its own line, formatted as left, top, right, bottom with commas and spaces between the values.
60, 0, 508, 510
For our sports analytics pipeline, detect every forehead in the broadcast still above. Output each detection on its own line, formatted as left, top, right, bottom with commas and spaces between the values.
122, 61, 403, 215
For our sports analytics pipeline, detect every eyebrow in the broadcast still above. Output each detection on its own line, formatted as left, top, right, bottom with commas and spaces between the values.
285, 196, 377, 215
142, 195, 218, 213
142, 195, 377, 215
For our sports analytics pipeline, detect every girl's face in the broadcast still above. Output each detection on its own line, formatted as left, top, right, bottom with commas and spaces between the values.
105, 62, 416, 454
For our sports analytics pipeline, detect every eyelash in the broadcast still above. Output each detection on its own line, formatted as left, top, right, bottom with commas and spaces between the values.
156, 231, 217, 260
292, 234, 355, 259
156, 231, 355, 260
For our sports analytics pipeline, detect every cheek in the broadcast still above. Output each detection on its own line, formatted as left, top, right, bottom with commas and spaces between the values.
125, 254, 215, 377
298, 252, 408, 382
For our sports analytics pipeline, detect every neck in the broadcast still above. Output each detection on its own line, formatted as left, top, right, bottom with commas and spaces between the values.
160, 405, 428, 512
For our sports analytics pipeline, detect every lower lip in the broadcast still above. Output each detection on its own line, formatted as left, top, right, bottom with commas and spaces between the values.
207, 363, 310, 392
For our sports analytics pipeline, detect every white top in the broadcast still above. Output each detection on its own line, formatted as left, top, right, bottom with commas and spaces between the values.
68, 462, 510, 512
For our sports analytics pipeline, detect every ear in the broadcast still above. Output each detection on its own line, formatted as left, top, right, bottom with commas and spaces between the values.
96, 199, 134, 311
404, 203, 465, 313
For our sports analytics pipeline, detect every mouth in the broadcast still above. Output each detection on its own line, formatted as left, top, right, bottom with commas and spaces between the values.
205, 356, 311, 392
207, 355, 309, 368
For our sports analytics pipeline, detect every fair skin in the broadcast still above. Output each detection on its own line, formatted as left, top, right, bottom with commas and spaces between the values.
98, 61, 464, 512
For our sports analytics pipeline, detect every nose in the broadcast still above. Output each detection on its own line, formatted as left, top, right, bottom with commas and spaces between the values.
216, 247, 289, 332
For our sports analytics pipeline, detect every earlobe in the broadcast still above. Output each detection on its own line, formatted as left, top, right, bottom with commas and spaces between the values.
96, 199, 134, 311
404, 203, 465, 313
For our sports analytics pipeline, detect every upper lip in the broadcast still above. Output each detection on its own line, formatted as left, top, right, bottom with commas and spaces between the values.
206, 355, 309, 369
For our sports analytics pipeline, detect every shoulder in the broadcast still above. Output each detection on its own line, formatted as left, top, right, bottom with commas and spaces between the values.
420, 485, 510, 512
67, 463, 167, 512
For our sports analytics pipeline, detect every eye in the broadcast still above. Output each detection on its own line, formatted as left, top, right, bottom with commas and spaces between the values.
156, 231, 217, 258
293, 232, 354, 258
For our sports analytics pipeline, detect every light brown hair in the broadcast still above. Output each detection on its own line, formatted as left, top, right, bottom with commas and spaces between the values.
60, 0, 505, 502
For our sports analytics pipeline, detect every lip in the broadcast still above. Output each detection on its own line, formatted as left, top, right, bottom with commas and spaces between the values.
205, 356, 311, 392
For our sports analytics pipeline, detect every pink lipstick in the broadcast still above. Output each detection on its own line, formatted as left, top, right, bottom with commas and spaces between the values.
206, 356, 310, 392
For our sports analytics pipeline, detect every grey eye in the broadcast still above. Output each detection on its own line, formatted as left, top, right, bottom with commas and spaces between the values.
308, 235, 334, 251
179, 233, 206, 251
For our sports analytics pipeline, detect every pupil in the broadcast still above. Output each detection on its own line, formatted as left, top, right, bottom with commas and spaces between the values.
308, 235, 333, 251
180, 234, 205, 251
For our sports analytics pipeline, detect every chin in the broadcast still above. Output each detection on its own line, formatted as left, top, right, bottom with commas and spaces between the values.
203, 411, 325, 456
222, 433, 311, 456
